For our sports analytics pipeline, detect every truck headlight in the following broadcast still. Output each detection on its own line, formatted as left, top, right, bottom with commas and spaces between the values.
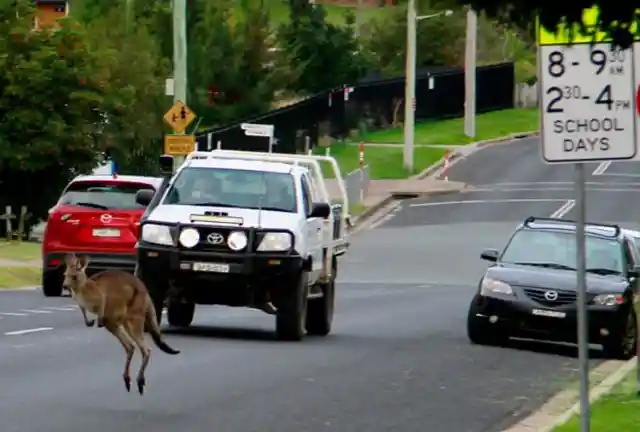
257, 232, 292, 251
480, 278, 513, 295
141, 224, 174, 246
178, 228, 200, 248
227, 231, 247, 251
593, 294, 624, 306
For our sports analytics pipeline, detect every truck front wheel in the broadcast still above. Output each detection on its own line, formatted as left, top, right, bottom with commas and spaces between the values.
276, 271, 309, 341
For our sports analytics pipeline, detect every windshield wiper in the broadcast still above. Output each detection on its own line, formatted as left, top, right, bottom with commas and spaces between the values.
586, 267, 621, 276
74, 202, 109, 210
513, 262, 576, 271
248, 206, 292, 213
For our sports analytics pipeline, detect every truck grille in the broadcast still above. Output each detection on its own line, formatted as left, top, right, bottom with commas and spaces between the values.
522, 287, 576, 307
189, 227, 243, 252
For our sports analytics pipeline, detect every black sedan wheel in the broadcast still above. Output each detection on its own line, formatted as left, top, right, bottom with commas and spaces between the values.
602, 309, 637, 360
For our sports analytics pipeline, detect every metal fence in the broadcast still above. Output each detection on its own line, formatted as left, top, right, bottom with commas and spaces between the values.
195, 62, 515, 154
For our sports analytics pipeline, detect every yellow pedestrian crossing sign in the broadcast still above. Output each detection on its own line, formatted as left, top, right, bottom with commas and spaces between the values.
163, 101, 196, 134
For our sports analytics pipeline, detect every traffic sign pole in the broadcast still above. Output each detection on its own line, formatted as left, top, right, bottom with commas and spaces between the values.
539, 7, 639, 432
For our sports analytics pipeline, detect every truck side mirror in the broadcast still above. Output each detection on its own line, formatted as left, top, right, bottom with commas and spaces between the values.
159, 154, 174, 178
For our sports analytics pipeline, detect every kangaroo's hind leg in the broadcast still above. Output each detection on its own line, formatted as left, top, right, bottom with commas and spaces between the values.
102, 318, 135, 392
123, 316, 151, 395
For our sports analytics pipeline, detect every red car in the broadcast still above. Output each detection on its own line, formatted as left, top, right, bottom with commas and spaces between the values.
41, 174, 163, 297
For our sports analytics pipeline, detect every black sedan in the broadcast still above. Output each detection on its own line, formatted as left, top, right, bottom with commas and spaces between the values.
466, 216, 639, 359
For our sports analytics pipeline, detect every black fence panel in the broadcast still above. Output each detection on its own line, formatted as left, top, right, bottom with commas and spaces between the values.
196, 62, 514, 153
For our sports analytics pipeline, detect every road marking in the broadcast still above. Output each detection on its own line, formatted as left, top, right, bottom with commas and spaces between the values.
4, 327, 53, 336
409, 198, 567, 208
20, 309, 52, 314
473, 181, 640, 187
471, 187, 640, 193
42, 306, 76, 311
549, 200, 576, 218
592, 161, 611, 175
0, 312, 27, 316
597, 172, 640, 178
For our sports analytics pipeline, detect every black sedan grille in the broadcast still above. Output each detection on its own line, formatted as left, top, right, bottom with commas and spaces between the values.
522, 287, 576, 307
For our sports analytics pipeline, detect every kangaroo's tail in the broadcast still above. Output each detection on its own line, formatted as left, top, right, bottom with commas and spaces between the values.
145, 296, 180, 355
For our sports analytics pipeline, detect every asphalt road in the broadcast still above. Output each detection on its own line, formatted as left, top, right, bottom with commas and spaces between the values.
1, 137, 638, 432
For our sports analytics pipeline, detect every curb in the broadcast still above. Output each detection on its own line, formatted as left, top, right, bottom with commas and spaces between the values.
503, 357, 635, 432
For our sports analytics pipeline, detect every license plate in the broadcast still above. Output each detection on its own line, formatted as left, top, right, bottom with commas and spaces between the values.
532, 308, 566, 318
92, 228, 120, 237
192, 262, 230, 273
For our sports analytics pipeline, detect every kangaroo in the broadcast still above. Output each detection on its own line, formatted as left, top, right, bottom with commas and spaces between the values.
62, 254, 180, 395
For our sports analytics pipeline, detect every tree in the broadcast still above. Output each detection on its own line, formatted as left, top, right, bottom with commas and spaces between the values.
188, 0, 277, 127
277, 4, 368, 94
454, 2, 638, 48
82, 8, 170, 175
0, 0, 108, 224
361, 5, 466, 77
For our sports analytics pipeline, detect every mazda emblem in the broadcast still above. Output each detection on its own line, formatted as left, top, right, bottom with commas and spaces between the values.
544, 290, 559, 301
100, 214, 112, 223
207, 233, 224, 244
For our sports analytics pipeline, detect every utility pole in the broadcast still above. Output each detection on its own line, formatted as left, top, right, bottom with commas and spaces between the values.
464, 8, 477, 139
403, 0, 417, 173
172, 0, 188, 169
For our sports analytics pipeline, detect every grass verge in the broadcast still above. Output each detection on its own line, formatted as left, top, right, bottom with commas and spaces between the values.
315, 143, 447, 179
358, 108, 539, 145
0, 266, 41, 289
553, 369, 640, 431
0, 241, 41, 262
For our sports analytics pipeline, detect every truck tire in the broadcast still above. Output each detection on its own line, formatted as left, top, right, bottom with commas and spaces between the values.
306, 259, 336, 336
42, 270, 63, 297
276, 271, 309, 341
167, 300, 195, 328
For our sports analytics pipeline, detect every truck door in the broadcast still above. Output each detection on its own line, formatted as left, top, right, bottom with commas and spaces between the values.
301, 175, 323, 279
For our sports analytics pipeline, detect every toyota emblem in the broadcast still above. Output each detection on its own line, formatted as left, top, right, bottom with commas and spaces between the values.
207, 233, 224, 244
544, 290, 559, 301
100, 214, 112, 223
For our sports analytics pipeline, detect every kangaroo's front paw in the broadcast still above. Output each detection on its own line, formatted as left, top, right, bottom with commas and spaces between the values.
85, 319, 95, 327
97, 317, 105, 328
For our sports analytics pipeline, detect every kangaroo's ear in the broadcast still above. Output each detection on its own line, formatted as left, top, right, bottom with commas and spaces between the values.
77, 256, 90, 271
65, 253, 76, 266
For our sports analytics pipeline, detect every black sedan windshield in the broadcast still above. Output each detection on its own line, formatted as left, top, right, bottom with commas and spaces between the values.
500, 229, 624, 274
162, 167, 297, 213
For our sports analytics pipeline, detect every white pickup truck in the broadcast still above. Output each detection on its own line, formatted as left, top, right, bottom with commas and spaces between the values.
134, 150, 350, 341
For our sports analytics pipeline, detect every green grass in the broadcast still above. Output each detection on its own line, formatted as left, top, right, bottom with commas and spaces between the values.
315, 143, 447, 179
359, 108, 539, 145
0, 266, 41, 289
0, 242, 41, 262
553, 371, 640, 432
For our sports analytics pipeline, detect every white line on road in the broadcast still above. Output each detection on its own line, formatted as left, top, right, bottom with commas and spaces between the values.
20, 309, 52, 314
549, 200, 576, 218
0, 312, 27, 316
592, 161, 611, 176
409, 198, 567, 208
596, 172, 640, 178
42, 307, 76, 311
4, 327, 53, 336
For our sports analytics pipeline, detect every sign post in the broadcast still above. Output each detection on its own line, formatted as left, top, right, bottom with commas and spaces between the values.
539, 8, 637, 432
241, 123, 275, 152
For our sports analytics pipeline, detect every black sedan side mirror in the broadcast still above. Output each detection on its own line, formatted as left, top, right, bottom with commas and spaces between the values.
480, 248, 499, 262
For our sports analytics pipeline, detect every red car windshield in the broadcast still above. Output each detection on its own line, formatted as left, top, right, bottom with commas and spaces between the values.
58, 181, 155, 210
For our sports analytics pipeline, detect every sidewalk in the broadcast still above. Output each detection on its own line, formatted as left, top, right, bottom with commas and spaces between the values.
326, 177, 466, 208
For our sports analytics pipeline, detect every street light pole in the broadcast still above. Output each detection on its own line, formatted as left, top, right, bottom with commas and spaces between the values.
172, 0, 188, 170
403, 6, 454, 173
403, 0, 417, 172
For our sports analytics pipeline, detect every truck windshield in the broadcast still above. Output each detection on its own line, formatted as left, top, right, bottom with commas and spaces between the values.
162, 167, 297, 213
